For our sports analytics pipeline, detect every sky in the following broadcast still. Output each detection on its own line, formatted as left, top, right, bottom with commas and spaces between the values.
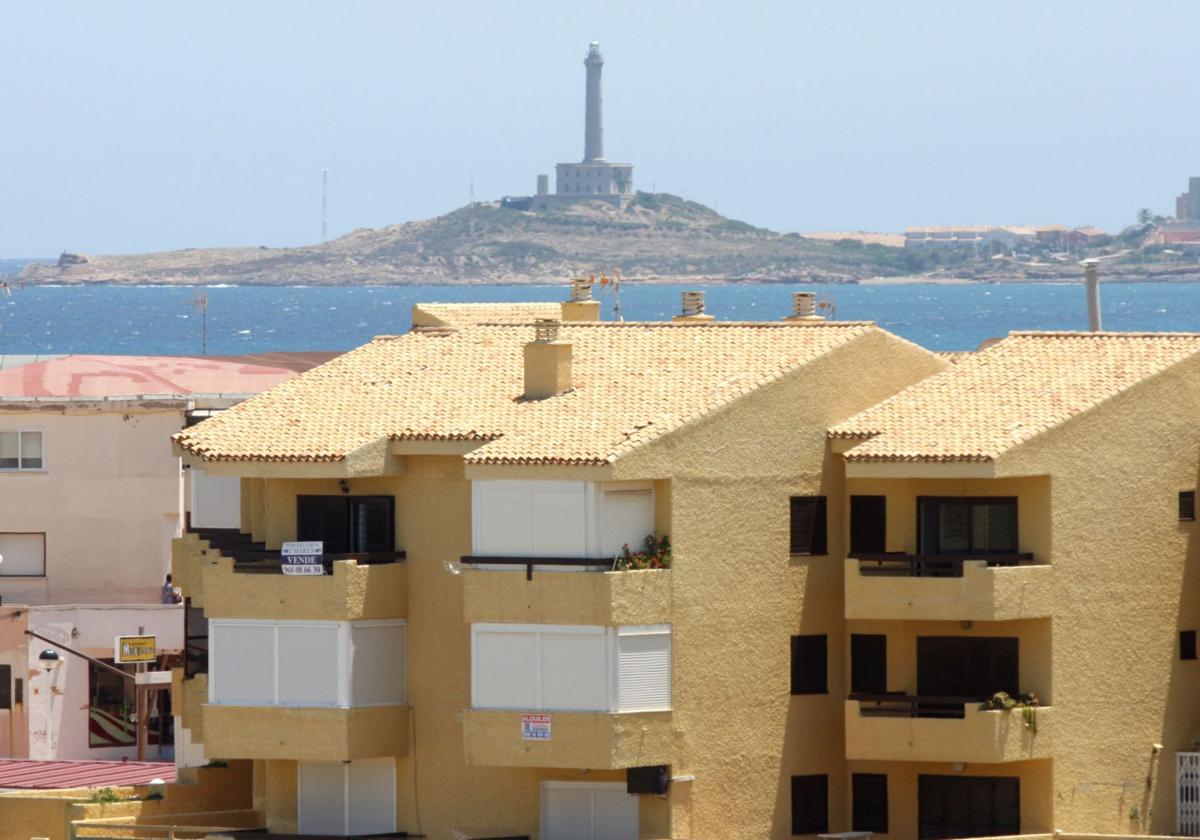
2, 0, 1199, 256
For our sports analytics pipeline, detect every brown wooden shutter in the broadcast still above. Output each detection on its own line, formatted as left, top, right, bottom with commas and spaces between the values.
851, 634, 887, 694
850, 495, 887, 555
791, 775, 829, 835
791, 635, 828, 695
1181, 491, 1196, 522
852, 773, 889, 834
790, 496, 828, 555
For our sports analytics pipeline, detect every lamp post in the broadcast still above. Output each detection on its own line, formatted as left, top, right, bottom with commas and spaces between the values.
38, 649, 62, 756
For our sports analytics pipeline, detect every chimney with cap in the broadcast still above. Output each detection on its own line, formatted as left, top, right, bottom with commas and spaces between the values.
524, 319, 573, 399
784, 292, 825, 322
673, 290, 715, 323
562, 277, 601, 322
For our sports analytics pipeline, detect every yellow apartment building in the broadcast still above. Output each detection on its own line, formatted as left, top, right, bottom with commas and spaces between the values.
167, 298, 946, 840
831, 331, 1200, 838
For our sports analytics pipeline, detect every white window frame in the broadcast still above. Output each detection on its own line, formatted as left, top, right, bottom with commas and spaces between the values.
208, 618, 406, 708
471, 622, 671, 713
0, 428, 45, 472
0, 532, 47, 577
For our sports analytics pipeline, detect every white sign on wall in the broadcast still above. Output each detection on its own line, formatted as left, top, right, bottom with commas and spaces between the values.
521, 713, 551, 741
282, 542, 325, 576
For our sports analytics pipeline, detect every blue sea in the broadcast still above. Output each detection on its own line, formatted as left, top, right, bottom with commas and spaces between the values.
1, 282, 1198, 355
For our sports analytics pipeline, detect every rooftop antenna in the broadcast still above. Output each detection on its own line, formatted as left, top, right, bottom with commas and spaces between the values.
598, 269, 624, 322
192, 292, 209, 355
321, 169, 328, 244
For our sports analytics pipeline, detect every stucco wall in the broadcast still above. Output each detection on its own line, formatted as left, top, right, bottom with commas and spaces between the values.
0, 408, 183, 604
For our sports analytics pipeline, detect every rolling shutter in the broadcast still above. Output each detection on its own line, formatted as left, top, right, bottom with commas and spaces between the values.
298, 762, 346, 835
602, 488, 655, 556
347, 760, 396, 835
351, 622, 406, 705
591, 787, 639, 837
475, 482, 533, 554
473, 630, 540, 709
474, 480, 588, 556
541, 630, 608, 712
0, 533, 44, 576
542, 784, 594, 839
210, 623, 274, 705
617, 626, 671, 712
277, 624, 340, 706
530, 483, 587, 556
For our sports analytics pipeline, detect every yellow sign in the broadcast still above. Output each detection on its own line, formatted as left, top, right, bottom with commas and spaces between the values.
114, 635, 156, 664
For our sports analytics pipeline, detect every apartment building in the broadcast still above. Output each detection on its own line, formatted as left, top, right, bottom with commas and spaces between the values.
169, 300, 945, 839
831, 331, 1200, 837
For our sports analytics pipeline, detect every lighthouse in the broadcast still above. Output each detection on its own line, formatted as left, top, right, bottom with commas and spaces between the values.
583, 41, 605, 163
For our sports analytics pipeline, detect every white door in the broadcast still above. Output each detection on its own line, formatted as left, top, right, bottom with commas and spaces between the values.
190, 468, 242, 528
541, 781, 638, 840
298, 759, 395, 836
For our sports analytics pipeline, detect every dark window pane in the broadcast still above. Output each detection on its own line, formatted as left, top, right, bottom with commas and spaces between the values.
918, 776, 1019, 840
851, 634, 887, 694
352, 497, 395, 553
1181, 491, 1196, 522
297, 496, 351, 553
0, 664, 10, 710
790, 496, 828, 555
853, 773, 888, 833
918, 498, 1019, 555
917, 637, 1019, 702
791, 635, 827, 695
791, 774, 829, 835
1183, 630, 1198, 661
850, 495, 887, 555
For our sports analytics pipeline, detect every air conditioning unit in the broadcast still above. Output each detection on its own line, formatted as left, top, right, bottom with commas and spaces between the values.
626, 765, 670, 795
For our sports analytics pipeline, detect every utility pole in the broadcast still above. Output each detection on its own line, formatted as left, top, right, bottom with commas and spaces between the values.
193, 293, 208, 355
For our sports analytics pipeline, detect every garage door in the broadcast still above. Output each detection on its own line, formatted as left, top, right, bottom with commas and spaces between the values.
541, 781, 638, 840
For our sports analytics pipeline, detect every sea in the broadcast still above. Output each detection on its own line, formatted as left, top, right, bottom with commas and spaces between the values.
1, 281, 1199, 356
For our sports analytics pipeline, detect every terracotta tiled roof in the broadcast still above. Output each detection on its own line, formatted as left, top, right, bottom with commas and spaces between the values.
832, 331, 1200, 462
935, 351, 973, 364
176, 321, 880, 465
411, 302, 564, 329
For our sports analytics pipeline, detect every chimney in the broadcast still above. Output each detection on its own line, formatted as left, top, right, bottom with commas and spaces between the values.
524, 320, 573, 399
673, 290, 715, 323
1081, 259, 1102, 331
784, 292, 824, 322
537, 174, 549, 196
562, 277, 600, 321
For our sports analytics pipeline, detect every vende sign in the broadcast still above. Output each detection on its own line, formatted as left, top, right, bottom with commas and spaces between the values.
521, 713, 551, 741
281, 541, 325, 576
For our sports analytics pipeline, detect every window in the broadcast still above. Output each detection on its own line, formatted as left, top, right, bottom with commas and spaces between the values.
184, 600, 208, 679
0, 430, 43, 471
299, 759, 395, 836
297, 496, 394, 554
542, 781, 638, 840
1181, 491, 1196, 522
917, 636, 1019, 703
918, 775, 1018, 839
0, 664, 10, 710
850, 634, 887, 694
790, 496, 828, 555
89, 659, 172, 748
918, 497, 1018, 555
790, 635, 827, 695
853, 773, 888, 833
791, 774, 829, 835
1182, 630, 1197, 661
471, 623, 671, 712
850, 495, 886, 555
0, 533, 45, 576
209, 619, 406, 707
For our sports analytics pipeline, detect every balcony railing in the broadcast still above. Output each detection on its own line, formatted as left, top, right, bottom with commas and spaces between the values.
189, 528, 405, 574
854, 552, 1035, 578
850, 692, 991, 719
462, 555, 615, 581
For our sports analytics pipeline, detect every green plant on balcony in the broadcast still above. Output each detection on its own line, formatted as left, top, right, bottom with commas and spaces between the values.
88, 788, 122, 804
982, 691, 1040, 734
614, 534, 671, 571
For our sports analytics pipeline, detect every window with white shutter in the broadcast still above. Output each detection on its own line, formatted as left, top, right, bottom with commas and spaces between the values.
531, 483, 588, 556
617, 625, 672, 712
601, 487, 655, 556
472, 623, 671, 713
210, 619, 405, 707
299, 759, 395, 837
541, 781, 638, 840
0, 533, 46, 576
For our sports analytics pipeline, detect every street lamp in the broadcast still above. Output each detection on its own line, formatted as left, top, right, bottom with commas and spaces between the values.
38, 649, 61, 672
38, 649, 62, 755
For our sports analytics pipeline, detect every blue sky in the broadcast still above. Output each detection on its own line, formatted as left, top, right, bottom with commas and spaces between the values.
2, 0, 1197, 256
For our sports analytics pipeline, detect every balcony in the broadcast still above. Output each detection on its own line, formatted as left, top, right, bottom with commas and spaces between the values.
462, 709, 673, 769
844, 555, 1053, 621
844, 697, 1053, 763
461, 562, 671, 626
202, 704, 410, 762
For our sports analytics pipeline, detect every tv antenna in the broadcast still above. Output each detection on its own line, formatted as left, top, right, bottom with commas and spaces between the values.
597, 269, 624, 322
192, 293, 209, 355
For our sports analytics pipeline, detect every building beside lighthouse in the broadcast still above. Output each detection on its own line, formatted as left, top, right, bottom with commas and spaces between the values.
506, 41, 635, 210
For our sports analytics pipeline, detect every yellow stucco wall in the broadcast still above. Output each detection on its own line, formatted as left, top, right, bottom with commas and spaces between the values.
460, 567, 671, 625
203, 704, 411, 762
462, 710, 674, 769
845, 700, 1053, 763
